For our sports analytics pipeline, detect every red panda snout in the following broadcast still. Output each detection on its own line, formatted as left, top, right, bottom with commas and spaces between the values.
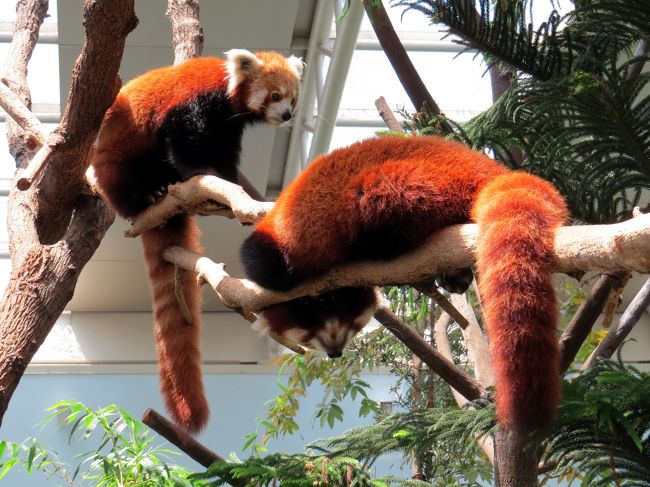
252, 287, 380, 357
264, 96, 295, 126
308, 318, 361, 358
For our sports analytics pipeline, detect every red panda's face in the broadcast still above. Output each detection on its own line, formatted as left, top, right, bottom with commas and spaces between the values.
256, 86, 298, 125
253, 287, 379, 358
225, 49, 302, 126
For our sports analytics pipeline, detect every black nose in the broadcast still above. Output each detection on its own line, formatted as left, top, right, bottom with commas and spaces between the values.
327, 351, 343, 359
281, 111, 292, 122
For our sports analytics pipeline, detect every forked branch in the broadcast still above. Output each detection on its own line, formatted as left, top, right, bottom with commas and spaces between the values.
126, 175, 273, 237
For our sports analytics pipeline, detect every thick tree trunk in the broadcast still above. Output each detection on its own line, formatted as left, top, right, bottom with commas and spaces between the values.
0, 0, 136, 428
494, 427, 541, 486
0, 195, 114, 421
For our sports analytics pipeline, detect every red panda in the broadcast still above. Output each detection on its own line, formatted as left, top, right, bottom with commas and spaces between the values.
241, 135, 568, 431
92, 49, 302, 433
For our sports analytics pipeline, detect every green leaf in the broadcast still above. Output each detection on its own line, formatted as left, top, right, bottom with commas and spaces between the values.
242, 432, 258, 452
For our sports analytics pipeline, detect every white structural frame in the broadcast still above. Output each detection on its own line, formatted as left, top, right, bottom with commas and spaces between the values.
283, 0, 364, 186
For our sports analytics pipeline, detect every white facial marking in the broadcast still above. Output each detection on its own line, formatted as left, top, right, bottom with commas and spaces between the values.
282, 327, 310, 345
247, 87, 268, 111
315, 318, 352, 350
353, 303, 378, 330
265, 97, 294, 125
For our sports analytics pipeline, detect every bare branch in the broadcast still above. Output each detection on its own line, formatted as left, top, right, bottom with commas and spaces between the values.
166, 0, 203, 64
417, 283, 469, 330
33, 0, 137, 243
0, 80, 45, 149
558, 272, 630, 372
433, 311, 495, 463
126, 175, 274, 237
15, 139, 55, 190
375, 307, 485, 401
581, 276, 650, 369
160, 209, 650, 321
174, 265, 194, 324
142, 408, 248, 487
601, 272, 631, 327
450, 293, 494, 386
362, 0, 452, 133
0, 192, 114, 424
2, 0, 48, 167
374, 96, 403, 131
0, 0, 131, 427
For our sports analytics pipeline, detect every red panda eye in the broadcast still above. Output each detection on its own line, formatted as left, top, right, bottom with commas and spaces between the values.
271, 92, 281, 102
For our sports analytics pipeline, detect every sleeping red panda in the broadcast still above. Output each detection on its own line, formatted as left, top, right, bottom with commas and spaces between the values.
241, 135, 568, 431
92, 49, 302, 433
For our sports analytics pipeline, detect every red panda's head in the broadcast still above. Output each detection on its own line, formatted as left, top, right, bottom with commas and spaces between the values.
225, 49, 302, 126
253, 287, 380, 358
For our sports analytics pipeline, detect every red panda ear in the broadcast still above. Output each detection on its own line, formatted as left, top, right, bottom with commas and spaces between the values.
225, 49, 262, 94
287, 55, 304, 78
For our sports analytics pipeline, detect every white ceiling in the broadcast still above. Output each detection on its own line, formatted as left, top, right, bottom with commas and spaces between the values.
60, 0, 317, 311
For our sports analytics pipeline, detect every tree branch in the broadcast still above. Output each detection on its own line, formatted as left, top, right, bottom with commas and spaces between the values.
33, 0, 137, 243
0, 192, 114, 424
362, 0, 452, 133
432, 311, 495, 463
450, 293, 494, 386
0, 0, 130, 428
416, 283, 469, 330
142, 408, 248, 487
0, 80, 45, 151
581, 276, 650, 369
374, 96, 403, 131
558, 272, 630, 372
159, 207, 650, 321
375, 307, 485, 401
166, 0, 203, 64
2, 0, 48, 167
125, 175, 273, 237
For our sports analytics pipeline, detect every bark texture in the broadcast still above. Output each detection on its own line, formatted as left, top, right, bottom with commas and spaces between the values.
494, 427, 541, 486
0, 0, 136, 427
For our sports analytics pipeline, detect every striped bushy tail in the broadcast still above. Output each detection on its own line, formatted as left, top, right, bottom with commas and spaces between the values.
140, 214, 209, 433
472, 172, 568, 431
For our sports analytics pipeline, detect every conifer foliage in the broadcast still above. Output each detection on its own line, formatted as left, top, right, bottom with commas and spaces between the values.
395, 0, 650, 222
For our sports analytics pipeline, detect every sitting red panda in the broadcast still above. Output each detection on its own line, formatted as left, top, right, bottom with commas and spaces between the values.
92, 49, 302, 433
241, 135, 568, 431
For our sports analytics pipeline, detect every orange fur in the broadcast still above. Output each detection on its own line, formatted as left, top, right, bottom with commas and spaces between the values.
473, 173, 568, 429
243, 135, 568, 431
141, 215, 209, 432
92, 51, 302, 432
94, 58, 230, 172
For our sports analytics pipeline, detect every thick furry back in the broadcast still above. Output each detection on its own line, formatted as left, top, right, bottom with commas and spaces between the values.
140, 214, 209, 432
472, 172, 568, 431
